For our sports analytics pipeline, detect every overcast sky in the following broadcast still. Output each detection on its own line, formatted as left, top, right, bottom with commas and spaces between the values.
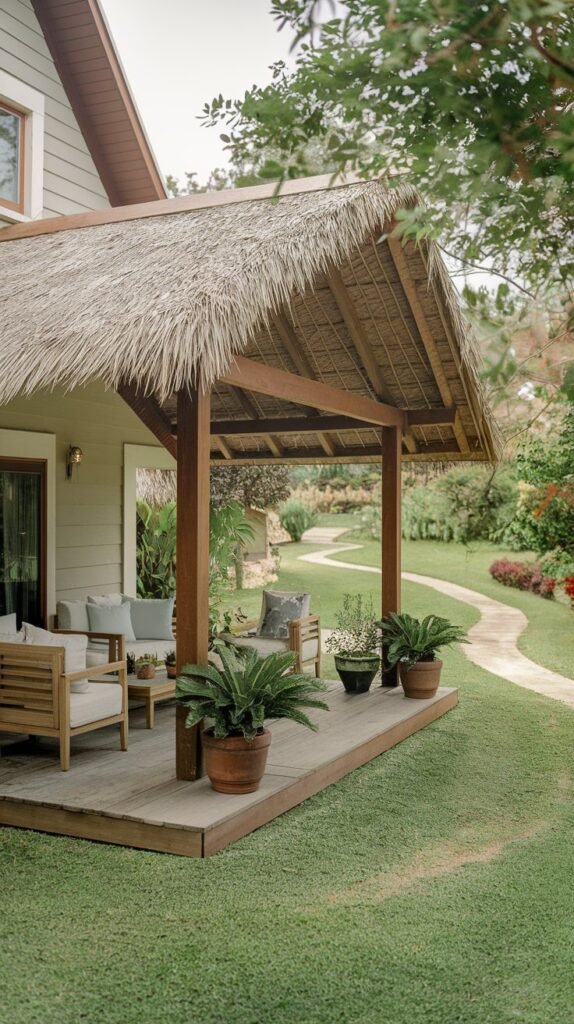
100, 0, 292, 187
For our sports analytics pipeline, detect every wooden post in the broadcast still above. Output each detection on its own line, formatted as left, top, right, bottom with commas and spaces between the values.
381, 426, 402, 685
176, 386, 211, 780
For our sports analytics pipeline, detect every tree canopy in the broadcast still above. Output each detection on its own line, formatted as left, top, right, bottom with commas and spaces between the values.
204, 0, 574, 300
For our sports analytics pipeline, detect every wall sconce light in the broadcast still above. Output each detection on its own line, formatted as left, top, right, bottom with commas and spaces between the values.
66, 445, 83, 479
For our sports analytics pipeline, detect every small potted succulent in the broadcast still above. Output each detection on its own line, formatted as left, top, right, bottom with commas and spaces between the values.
326, 593, 380, 694
135, 653, 157, 680
379, 613, 468, 699
164, 649, 177, 679
176, 644, 328, 794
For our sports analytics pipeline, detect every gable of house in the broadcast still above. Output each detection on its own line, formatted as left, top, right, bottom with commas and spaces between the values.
0, 0, 164, 226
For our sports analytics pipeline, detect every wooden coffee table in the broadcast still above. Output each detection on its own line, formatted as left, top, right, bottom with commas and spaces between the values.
127, 669, 176, 729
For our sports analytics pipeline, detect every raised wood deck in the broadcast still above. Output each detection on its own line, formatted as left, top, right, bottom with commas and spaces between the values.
0, 682, 457, 857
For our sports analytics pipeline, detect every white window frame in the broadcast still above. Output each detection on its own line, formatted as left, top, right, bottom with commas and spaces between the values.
0, 71, 44, 224
123, 444, 176, 597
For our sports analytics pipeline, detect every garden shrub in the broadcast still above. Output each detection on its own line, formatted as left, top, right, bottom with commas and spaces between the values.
402, 466, 518, 544
279, 498, 317, 542
504, 404, 574, 556
538, 547, 574, 582
489, 558, 556, 598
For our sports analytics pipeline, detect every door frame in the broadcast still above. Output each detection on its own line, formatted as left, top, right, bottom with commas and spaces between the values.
0, 456, 47, 626
0, 431, 56, 623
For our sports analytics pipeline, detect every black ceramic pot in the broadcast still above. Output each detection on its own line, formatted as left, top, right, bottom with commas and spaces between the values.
334, 654, 381, 694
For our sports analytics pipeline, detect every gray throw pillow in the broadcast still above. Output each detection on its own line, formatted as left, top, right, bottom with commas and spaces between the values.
56, 600, 90, 632
128, 598, 175, 641
87, 601, 136, 642
257, 591, 310, 640
0, 612, 17, 631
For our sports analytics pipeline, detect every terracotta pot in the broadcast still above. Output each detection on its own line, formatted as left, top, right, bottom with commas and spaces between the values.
203, 728, 272, 794
334, 654, 380, 694
165, 663, 177, 679
399, 659, 442, 699
136, 663, 156, 680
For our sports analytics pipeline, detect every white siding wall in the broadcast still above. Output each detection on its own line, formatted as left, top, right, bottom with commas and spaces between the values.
0, 0, 111, 218
0, 386, 156, 609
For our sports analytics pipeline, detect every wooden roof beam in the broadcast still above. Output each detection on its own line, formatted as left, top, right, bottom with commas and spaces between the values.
210, 407, 456, 437
0, 172, 366, 243
220, 356, 406, 430
327, 267, 418, 454
386, 238, 470, 454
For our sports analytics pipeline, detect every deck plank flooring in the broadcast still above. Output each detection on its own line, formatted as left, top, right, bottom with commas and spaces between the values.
0, 682, 457, 856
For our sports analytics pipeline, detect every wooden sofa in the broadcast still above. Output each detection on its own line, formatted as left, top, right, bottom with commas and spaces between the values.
0, 632, 127, 771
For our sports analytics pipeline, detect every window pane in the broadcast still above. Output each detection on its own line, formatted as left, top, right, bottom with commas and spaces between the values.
0, 105, 21, 206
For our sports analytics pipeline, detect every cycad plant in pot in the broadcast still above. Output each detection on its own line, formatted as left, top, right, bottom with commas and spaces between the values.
176, 644, 328, 794
325, 594, 380, 694
379, 613, 468, 699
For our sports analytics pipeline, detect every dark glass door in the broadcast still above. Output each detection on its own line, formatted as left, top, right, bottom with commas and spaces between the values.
0, 458, 46, 627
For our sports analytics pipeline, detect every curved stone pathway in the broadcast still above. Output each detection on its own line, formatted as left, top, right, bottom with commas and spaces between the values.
300, 540, 574, 709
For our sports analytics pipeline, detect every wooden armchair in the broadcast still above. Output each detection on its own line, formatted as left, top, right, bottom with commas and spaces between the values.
226, 614, 321, 677
0, 632, 127, 771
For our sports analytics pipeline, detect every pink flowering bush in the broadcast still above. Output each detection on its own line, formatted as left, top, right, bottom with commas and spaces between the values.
489, 559, 556, 599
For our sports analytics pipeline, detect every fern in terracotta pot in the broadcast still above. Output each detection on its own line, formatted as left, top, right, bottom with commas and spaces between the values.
176, 644, 328, 794
379, 613, 468, 699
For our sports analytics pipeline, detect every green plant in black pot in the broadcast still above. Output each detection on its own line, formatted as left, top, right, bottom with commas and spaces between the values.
326, 593, 380, 693
379, 613, 468, 699
176, 644, 329, 794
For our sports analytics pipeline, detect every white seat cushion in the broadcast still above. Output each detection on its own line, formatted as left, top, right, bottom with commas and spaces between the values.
69, 682, 122, 728
228, 635, 289, 657
227, 634, 318, 662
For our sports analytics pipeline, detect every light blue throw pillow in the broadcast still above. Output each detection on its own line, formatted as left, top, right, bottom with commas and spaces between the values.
87, 601, 136, 642
128, 598, 175, 641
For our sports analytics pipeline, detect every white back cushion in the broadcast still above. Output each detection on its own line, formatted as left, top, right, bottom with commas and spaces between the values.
23, 623, 89, 692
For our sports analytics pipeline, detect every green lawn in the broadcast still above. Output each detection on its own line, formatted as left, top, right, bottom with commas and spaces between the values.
2, 539, 574, 1023
328, 537, 574, 681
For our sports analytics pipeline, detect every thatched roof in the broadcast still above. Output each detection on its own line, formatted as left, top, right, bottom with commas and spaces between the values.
0, 175, 500, 463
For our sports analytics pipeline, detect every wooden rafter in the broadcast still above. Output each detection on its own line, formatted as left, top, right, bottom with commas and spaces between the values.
220, 356, 406, 429
117, 383, 177, 459
215, 437, 233, 460
386, 238, 470, 454
327, 267, 418, 454
225, 384, 282, 460
272, 313, 341, 459
262, 434, 284, 458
